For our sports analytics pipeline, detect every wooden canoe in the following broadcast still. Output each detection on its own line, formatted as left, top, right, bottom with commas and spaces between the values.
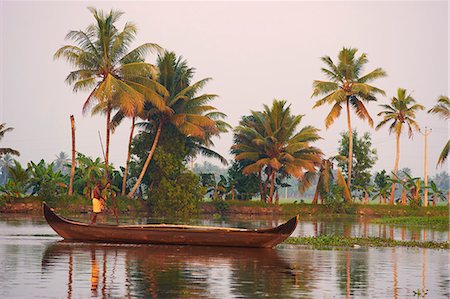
43, 203, 298, 248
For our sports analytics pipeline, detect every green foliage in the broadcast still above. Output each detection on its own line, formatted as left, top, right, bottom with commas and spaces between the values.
132, 125, 206, 216
0, 160, 30, 197
284, 235, 449, 249
323, 184, 355, 214
28, 160, 67, 199
148, 171, 205, 217
227, 160, 260, 200
338, 131, 377, 190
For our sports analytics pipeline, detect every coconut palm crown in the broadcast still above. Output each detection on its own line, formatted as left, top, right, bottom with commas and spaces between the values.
428, 95, 449, 166
0, 123, 20, 157
312, 47, 387, 188
54, 7, 164, 179
127, 51, 227, 197
232, 99, 323, 203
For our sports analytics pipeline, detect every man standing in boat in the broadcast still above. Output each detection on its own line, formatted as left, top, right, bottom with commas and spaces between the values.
90, 180, 109, 224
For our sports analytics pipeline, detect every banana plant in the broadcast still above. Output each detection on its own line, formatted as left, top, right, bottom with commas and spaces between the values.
425, 181, 446, 206
28, 160, 68, 196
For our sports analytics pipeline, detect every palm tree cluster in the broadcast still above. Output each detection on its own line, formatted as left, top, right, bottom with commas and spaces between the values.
55, 8, 228, 199
312, 47, 448, 205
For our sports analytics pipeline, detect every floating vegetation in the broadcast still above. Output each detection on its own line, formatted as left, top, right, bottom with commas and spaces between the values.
284, 235, 449, 249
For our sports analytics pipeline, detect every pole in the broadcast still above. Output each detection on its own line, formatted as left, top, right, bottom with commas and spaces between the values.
422, 127, 432, 207
68, 115, 76, 195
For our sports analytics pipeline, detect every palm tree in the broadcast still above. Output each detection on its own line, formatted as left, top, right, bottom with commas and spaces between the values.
233, 100, 323, 203
0, 123, 20, 157
54, 152, 70, 173
312, 47, 386, 189
54, 7, 163, 180
127, 52, 224, 197
376, 88, 425, 204
428, 95, 449, 166
299, 155, 345, 204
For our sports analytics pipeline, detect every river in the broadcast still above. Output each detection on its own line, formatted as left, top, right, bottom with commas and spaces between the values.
0, 214, 448, 298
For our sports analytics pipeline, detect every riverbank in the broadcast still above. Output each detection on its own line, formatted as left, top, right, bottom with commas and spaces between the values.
284, 235, 449, 249
1, 196, 448, 218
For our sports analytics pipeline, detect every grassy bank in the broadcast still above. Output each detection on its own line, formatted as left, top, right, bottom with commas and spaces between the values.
372, 216, 449, 230
284, 235, 449, 249
1, 196, 448, 219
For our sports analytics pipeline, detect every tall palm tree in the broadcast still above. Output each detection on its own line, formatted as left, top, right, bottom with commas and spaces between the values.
376, 88, 425, 204
0, 123, 20, 157
233, 100, 323, 203
312, 47, 386, 188
127, 52, 224, 197
428, 95, 449, 166
54, 7, 163, 180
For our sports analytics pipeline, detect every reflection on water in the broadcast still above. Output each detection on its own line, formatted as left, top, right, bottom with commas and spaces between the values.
0, 215, 449, 298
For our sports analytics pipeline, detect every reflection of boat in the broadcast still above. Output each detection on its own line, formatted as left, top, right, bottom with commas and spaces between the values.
41, 241, 296, 298
43, 203, 297, 248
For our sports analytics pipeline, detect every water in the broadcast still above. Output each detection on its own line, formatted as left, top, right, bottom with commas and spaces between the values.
0, 215, 449, 298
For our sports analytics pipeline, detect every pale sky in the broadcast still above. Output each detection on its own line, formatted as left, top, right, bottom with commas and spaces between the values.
1, 1, 448, 176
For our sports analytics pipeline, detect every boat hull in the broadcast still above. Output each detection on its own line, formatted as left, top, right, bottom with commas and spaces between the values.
43, 203, 298, 248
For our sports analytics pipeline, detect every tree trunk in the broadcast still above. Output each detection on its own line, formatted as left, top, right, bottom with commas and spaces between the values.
105, 104, 111, 180
312, 176, 322, 205
275, 189, 279, 205
390, 133, 401, 204
346, 100, 353, 190
364, 191, 369, 204
258, 168, 266, 202
401, 188, 406, 205
262, 168, 271, 202
379, 195, 382, 204
68, 115, 76, 196
268, 170, 276, 204
127, 121, 163, 198
121, 117, 135, 196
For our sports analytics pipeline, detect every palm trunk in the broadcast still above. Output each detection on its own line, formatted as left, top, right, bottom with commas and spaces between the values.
401, 188, 407, 205
127, 120, 163, 198
105, 104, 111, 180
346, 100, 353, 190
68, 115, 76, 196
268, 170, 276, 204
121, 117, 135, 196
379, 195, 382, 204
258, 168, 266, 202
312, 176, 322, 205
262, 169, 272, 203
390, 133, 401, 204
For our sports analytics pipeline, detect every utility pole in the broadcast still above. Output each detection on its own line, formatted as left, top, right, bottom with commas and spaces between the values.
422, 127, 432, 207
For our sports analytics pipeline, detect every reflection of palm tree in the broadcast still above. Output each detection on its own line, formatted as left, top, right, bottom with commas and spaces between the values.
312, 47, 386, 189
376, 88, 424, 204
428, 96, 449, 166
